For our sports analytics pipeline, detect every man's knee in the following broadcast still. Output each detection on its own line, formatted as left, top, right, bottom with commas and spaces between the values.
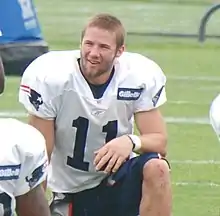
142, 158, 170, 183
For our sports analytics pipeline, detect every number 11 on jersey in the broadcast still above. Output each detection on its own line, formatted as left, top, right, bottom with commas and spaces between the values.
67, 116, 118, 171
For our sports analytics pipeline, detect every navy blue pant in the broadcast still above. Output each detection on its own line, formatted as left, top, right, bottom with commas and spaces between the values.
52, 153, 168, 216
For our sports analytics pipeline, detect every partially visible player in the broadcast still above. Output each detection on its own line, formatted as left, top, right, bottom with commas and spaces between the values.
0, 55, 5, 93
0, 49, 50, 216
210, 94, 220, 139
0, 118, 51, 216
19, 13, 171, 216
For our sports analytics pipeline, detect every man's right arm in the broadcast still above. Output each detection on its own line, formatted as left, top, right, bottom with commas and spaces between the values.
28, 114, 55, 190
28, 114, 55, 161
18, 53, 58, 189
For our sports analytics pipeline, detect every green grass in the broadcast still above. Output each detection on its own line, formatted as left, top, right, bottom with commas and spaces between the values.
2, 0, 220, 215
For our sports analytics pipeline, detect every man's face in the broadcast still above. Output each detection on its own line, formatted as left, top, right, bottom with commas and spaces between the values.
80, 27, 123, 80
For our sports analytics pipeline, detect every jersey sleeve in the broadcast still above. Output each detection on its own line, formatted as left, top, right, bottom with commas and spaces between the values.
19, 53, 57, 120
134, 60, 167, 112
14, 130, 48, 196
209, 94, 220, 139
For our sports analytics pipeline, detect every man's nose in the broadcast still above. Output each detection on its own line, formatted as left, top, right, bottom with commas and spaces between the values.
89, 45, 100, 57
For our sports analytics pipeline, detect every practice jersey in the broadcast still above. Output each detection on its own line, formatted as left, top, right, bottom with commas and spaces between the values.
210, 94, 220, 139
0, 118, 48, 215
19, 50, 167, 193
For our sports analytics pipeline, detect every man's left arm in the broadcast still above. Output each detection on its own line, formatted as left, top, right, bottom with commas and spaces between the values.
134, 108, 167, 157
94, 108, 168, 173
131, 60, 168, 157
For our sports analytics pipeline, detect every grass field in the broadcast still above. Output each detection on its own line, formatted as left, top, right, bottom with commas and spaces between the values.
1, 0, 220, 215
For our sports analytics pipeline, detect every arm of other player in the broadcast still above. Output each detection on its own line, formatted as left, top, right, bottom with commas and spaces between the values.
28, 114, 55, 190
0, 56, 5, 94
16, 184, 50, 216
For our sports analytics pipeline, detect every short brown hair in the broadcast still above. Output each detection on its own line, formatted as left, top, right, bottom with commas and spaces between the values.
81, 13, 126, 48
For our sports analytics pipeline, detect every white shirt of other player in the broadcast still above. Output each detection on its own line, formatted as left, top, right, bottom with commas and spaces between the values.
19, 50, 167, 193
0, 118, 48, 215
210, 94, 220, 140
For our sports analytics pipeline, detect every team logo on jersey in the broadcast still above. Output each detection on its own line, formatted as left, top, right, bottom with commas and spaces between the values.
25, 161, 47, 188
117, 88, 143, 100
0, 164, 21, 180
152, 85, 164, 107
20, 85, 43, 111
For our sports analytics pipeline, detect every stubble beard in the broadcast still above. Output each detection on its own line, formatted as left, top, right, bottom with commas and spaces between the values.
80, 58, 114, 83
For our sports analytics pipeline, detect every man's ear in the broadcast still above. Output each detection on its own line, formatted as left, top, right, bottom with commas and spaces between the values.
116, 45, 125, 58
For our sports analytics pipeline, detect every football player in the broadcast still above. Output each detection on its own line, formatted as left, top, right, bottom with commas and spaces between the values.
19, 13, 172, 216
0, 118, 50, 216
0, 47, 51, 216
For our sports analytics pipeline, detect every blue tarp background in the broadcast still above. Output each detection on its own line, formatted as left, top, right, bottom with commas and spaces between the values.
0, 0, 43, 44
0, 0, 48, 75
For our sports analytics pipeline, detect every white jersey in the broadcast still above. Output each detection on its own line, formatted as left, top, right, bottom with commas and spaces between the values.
210, 94, 220, 139
19, 50, 167, 193
0, 118, 48, 215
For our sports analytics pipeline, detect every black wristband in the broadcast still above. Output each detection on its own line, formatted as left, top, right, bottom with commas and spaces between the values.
126, 135, 135, 150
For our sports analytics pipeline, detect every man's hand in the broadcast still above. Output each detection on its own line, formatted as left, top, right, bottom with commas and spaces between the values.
94, 135, 133, 174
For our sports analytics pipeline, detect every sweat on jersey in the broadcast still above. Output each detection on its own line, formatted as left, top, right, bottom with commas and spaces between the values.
0, 118, 48, 215
19, 50, 167, 193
